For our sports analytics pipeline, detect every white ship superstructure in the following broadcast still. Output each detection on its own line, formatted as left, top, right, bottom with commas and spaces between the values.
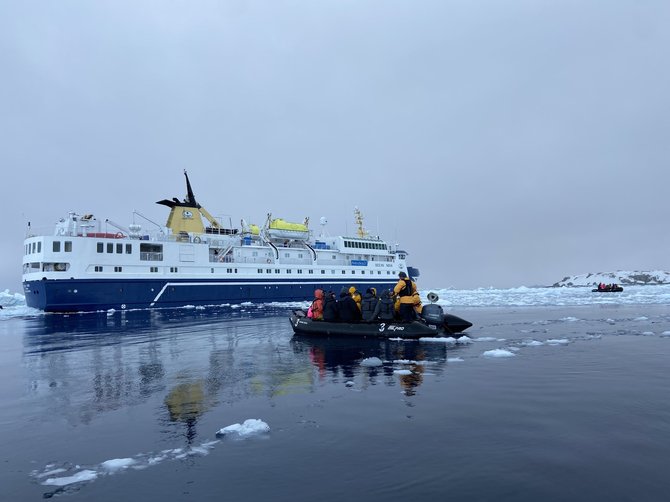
22, 172, 418, 312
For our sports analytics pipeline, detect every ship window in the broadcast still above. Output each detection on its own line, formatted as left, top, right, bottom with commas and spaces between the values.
308, 269, 313, 274
284, 253, 290, 258
321, 270, 325, 274
234, 268, 237, 273
97, 242, 103, 253
116, 243, 122, 254
211, 268, 214, 273
298, 253, 303, 258
170, 267, 178, 273
342, 270, 346, 274
64, 241, 72, 252
140, 243, 163, 261
332, 255, 336, 259
275, 269, 280, 273
361, 270, 365, 274
331, 270, 335, 274
227, 268, 233, 273
53, 241, 61, 252
125, 244, 132, 254
107, 243, 113, 253
297, 269, 302, 274
95, 266, 103, 272
287, 269, 292, 274
150, 267, 158, 273
352, 270, 355, 274
257, 268, 263, 273
378, 271, 381, 274
266, 269, 272, 273
114, 266, 122, 272
32, 242, 36, 253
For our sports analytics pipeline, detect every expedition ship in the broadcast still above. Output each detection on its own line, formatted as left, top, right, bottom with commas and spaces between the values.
22, 172, 419, 312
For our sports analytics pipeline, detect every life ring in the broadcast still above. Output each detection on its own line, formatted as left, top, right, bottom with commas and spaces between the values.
266, 258, 271, 264
193, 236, 201, 243
115, 232, 124, 238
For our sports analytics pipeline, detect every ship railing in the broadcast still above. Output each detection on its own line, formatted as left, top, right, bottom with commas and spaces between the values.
140, 252, 164, 261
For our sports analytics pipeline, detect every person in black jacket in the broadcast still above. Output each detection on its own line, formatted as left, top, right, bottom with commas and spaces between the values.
360, 288, 379, 321
322, 291, 339, 321
337, 286, 361, 322
372, 289, 396, 321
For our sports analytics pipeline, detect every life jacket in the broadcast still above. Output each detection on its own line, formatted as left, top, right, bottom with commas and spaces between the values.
398, 279, 413, 297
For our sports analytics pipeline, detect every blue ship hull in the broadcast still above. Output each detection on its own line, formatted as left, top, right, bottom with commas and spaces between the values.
23, 278, 398, 313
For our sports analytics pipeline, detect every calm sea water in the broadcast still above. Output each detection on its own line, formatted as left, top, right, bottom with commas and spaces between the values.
1, 300, 669, 501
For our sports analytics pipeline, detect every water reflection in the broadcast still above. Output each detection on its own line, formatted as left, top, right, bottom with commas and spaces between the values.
292, 335, 450, 395
19, 309, 457, 440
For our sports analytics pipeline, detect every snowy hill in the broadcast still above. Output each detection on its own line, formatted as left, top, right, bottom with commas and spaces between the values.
551, 270, 670, 287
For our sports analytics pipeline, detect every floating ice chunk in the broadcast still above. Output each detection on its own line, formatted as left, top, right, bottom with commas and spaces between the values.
522, 340, 544, 346
36, 467, 68, 478
546, 339, 569, 345
393, 369, 412, 375
216, 419, 270, 438
101, 458, 136, 471
483, 349, 516, 358
447, 357, 464, 362
509, 347, 520, 352
456, 336, 473, 344
361, 357, 383, 367
44, 470, 98, 486
474, 337, 498, 342
560, 317, 580, 322
661, 331, 670, 337
393, 359, 415, 364
419, 336, 456, 343
345, 381, 354, 387
634, 316, 648, 321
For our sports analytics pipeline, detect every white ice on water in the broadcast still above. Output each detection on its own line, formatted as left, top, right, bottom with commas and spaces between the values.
482, 349, 516, 358
35, 419, 269, 488
4, 284, 670, 320
216, 419, 270, 438
360, 357, 383, 367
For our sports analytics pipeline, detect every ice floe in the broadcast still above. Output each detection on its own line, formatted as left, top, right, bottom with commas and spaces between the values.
482, 349, 516, 358
360, 357, 383, 367
216, 419, 270, 438
546, 339, 570, 345
34, 419, 268, 489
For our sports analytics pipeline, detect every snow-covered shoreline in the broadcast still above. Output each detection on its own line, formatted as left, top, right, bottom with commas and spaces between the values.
551, 270, 670, 288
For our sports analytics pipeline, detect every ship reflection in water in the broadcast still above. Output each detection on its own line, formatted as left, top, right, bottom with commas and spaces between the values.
21, 306, 457, 440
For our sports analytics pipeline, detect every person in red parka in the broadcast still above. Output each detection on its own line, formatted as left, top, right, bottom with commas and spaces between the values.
310, 289, 324, 320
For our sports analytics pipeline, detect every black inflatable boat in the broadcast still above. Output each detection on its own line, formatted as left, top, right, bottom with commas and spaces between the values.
289, 292, 472, 339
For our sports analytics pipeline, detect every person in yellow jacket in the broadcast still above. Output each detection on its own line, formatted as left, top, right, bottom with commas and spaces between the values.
393, 272, 419, 321
349, 286, 362, 311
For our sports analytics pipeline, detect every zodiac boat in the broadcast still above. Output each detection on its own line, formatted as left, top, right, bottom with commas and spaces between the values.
289, 292, 472, 339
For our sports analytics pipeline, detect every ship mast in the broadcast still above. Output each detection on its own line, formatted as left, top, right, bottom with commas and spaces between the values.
354, 207, 369, 238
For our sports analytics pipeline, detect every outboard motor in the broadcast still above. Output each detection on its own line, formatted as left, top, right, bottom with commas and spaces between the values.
421, 292, 445, 325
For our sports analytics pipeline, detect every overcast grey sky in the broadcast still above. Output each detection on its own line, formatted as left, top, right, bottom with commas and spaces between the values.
1, 1, 668, 291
